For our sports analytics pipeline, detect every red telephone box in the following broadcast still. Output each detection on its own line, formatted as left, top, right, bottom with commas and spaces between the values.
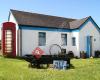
2, 22, 16, 57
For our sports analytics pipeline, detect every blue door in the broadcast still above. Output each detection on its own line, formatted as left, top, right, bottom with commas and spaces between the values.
86, 36, 92, 58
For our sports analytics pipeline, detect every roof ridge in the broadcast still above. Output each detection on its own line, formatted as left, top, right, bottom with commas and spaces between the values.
10, 9, 76, 20
69, 16, 90, 29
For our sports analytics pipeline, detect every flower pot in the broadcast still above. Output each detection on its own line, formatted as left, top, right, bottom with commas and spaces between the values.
80, 51, 86, 59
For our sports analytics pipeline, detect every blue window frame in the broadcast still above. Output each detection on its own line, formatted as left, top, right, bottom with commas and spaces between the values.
72, 37, 76, 46
61, 34, 67, 46
39, 32, 46, 46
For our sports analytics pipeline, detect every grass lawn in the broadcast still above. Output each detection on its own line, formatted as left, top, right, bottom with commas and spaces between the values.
0, 56, 100, 80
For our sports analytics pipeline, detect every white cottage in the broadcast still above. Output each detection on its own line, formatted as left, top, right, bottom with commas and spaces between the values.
7, 9, 100, 57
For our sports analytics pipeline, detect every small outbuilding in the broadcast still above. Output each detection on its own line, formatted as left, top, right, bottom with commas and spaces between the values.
2, 9, 100, 58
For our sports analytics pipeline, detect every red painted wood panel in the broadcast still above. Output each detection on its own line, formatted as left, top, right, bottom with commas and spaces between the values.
2, 22, 16, 57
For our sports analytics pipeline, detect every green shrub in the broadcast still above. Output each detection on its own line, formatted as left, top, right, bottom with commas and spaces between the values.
95, 50, 100, 58
68, 51, 74, 59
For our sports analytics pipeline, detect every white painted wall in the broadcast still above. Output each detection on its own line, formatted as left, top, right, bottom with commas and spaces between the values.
21, 20, 100, 57
70, 32, 80, 57
79, 21, 100, 56
21, 30, 79, 56
8, 12, 19, 56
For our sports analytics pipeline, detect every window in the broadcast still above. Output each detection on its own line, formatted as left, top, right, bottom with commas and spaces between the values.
39, 32, 46, 46
61, 34, 67, 46
72, 37, 76, 46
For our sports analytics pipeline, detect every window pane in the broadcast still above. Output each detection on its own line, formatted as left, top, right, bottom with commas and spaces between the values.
39, 32, 46, 46
72, 37, 76, 46
61, 34, 67, 46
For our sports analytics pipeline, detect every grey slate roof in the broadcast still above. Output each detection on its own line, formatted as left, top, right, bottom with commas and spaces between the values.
10, 9, 90, 29
69, 16, 90, 29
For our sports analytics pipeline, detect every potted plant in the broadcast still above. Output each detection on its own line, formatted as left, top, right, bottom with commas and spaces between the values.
80, 51, 86, 59
68, 51, 74, 59
95, 50, 100, 58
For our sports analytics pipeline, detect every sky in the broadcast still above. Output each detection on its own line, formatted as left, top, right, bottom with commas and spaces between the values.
0, 0, 100, 27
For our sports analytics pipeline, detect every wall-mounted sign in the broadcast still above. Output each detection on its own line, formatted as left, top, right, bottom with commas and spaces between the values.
53, 60, 67, 70
32, 47, 44, 59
